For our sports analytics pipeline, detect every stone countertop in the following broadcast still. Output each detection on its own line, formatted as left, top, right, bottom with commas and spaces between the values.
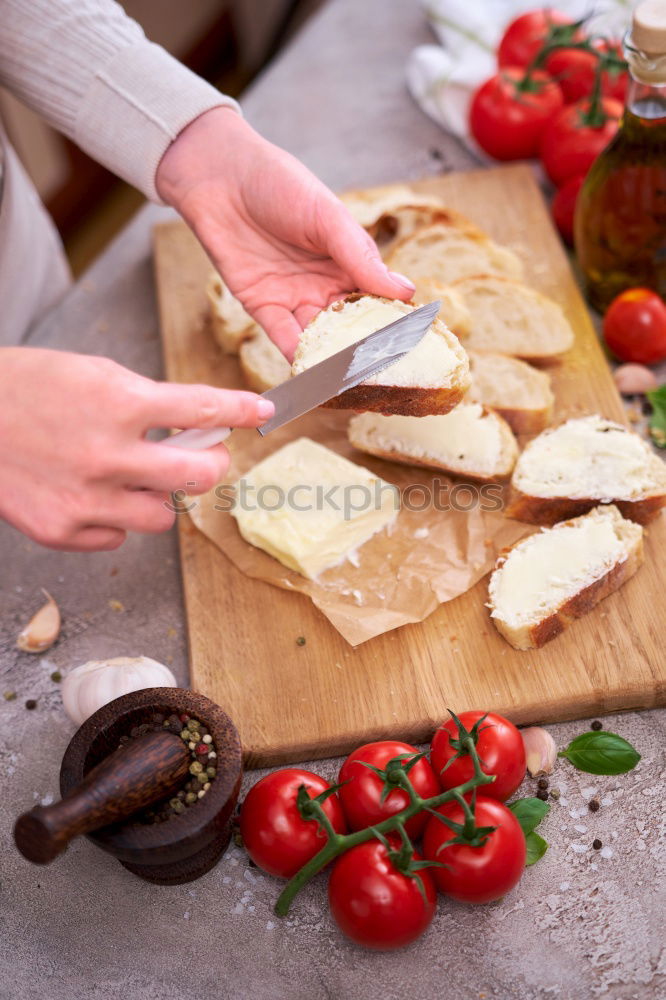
0, 1, 664, 998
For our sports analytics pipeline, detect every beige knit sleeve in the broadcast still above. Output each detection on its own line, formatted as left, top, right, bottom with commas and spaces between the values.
0, 0, 241, 201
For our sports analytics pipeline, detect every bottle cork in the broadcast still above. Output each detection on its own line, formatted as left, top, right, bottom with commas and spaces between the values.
632, 0, 666, 55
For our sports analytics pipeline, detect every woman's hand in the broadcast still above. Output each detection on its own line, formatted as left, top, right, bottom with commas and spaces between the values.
0, 347, 273, 551
155, 108, 415, 359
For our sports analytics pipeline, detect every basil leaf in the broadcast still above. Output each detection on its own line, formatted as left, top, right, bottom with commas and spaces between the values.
559, 730, 640, 775
508, 797, 550, 835
647, 385, 666, 448
525, 831, 548, 866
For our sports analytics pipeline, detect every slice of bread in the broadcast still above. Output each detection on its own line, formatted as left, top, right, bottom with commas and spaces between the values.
411, 278, 471, 339
467, 351, 555, 434
206, 272, 258, 353
385, 222, 525, 286
451, 275, 574, 360
488, 505, 644, 650
339, 185, 455, 251
239, 329, 291, 393
291, 293, 470, 417
508, 414, 666, 525
348, 403, 518, 481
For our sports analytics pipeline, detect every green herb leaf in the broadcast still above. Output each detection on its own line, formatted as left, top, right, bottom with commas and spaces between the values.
559, 731, 640, 775
525, 831, 548, 866
508, 797, 551, 835
647, 385, 666, 448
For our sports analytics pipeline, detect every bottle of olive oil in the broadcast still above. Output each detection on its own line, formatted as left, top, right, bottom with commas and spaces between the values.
575, 0, 666, 311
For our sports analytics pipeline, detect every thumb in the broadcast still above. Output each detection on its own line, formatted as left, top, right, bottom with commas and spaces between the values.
324, 203, 416, 301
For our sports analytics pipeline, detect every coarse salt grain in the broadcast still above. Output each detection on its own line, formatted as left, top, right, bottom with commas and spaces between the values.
574, 824, 588, 834
600, 846, 613, 859
601, 796, 613, 806
581, 786, 598, 799
570, 843, 588, 854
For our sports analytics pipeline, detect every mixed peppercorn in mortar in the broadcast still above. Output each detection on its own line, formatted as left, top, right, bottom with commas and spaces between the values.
118, 712, 217, 823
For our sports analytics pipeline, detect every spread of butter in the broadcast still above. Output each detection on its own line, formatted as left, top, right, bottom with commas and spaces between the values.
231, 438, 399, 580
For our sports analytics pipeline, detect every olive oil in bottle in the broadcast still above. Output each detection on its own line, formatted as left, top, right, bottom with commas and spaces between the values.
575, 0, 666, 311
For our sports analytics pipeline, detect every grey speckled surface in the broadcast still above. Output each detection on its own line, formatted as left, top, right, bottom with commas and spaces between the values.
1, 1, 665, 998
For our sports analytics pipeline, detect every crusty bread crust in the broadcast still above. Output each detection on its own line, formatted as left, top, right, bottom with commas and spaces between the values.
492, 535, 644, 650
324, 382, 468, 417
494, 406, 554, 435
506, 492, 666, 526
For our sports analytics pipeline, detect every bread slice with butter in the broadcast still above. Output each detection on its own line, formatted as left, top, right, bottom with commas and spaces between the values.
452, 275, 574, 360
291, 294, 470, 417
488, 505, 644, 650
385, 221, 524, 286
206, 272, 258, 353
239, 329, 291, 393
508, 414, 666, 525
467, 351, 555, 434
348, 403, 518, 481
230, 438, 399, 580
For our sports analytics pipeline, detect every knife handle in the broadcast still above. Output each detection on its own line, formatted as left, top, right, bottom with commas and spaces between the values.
164, 427, 232, 450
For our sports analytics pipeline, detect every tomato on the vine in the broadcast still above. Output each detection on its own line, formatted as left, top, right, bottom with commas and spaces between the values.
240, 768, 346, 878
328, 838, 437, 949
338, 740, 440, 838
545, 43, 628, 104
603, 288, 666, 364
540, 96, 622, 186
497, 10, 576, 70
423, 796, 526, 903
470, 68, 564, 161
430, 711, 526, 801
552, 173, 585, 245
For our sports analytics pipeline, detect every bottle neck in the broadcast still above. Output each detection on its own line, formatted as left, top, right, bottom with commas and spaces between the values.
624, 30, 666, 119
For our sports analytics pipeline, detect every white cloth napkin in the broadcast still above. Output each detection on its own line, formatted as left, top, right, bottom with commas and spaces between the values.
407, 0, 636, 151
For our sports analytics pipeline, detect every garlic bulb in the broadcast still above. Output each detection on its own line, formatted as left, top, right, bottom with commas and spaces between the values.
61, 656, 177, 726
16, 590, 61, 653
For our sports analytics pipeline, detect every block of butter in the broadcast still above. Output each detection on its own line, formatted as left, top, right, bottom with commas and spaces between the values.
231, 438, 400, 579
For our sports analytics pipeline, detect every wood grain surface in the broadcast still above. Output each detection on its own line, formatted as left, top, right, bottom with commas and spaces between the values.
154, 164, 665, 767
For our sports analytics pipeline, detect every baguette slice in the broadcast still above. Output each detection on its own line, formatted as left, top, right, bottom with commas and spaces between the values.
488, 505, 644, 650
508, 414, 666, 525
339, 185, 454, 250
291, 293, 470, 417
206, 272, 257, 353
467, 351, 555, 434
385, 222, 524, 286
411, 278, 471, 339
452, 275, 574, 360
348, 403, 518, 481
239, 329, 291, 393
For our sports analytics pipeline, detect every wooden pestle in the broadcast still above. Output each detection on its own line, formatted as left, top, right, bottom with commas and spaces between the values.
14, 730, 191, 864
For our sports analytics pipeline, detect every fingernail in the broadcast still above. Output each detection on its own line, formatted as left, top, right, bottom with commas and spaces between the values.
257, 399, 275, 421
388, 270, 416, 292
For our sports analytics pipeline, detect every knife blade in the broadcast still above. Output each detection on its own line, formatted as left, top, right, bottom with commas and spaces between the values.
166, 300, 440, 450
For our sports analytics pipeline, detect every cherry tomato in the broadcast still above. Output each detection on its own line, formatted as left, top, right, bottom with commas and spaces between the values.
430, 711, 526, 802
596, 40, 629, 103
240, 768, 346, 878
470, 68, 564, 161
338, 740, 440, 838
603, 288, 666, 364
498, 10, 576, 70
328, 839, 437, 949
540, 96, 622, 186
545, 42, 628, 104
423, 796, 526, 903
552, 173, 585, 245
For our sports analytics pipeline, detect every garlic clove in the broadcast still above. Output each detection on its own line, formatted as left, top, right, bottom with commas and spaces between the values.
16, 589, 61, 653
613, 364, 658, 395
521, 725, 557, 777
61, 655, 177, 727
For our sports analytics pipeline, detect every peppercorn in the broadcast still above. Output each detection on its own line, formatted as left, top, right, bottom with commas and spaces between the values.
180, 729, 192, 741
589, 797, 600, 812
50, 671, 62, 683
197, 772, 208, 784
25, 699, 37, 710
185, 791, 198, 804
549, 788, 560, 800
593, 838, 602, 850
591, 720, 603, 731
536, 788, 549, 801
189, 761, 204, 774
195, 743, 209, 755
208, 751, 217, 759
206, 766, 216, 778
296, 636, 306, 646
202, 734, 212, 744
179, 714, 189, 723
537, 777, 549, 790
3, 691, 16, 701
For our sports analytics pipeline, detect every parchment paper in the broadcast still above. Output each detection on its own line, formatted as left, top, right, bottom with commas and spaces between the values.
187, 405, 530, 645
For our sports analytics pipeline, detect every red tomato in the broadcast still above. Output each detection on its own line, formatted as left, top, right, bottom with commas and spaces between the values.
423, 796, 526, 903
338, 741, 440, 838
546, 42, 628, 104
240, 768, 346, 878
470, 68, 564, 161
430, 711, 526, 802
498, 10, 575, 69
328, 839, 436, 949
552, 173, 585, 245
596, 39, 629, 103
603, 288, 666, 364
540, 96, 622, 185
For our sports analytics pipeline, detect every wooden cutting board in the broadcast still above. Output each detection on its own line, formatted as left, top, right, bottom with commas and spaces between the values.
154, 163, 665, 767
